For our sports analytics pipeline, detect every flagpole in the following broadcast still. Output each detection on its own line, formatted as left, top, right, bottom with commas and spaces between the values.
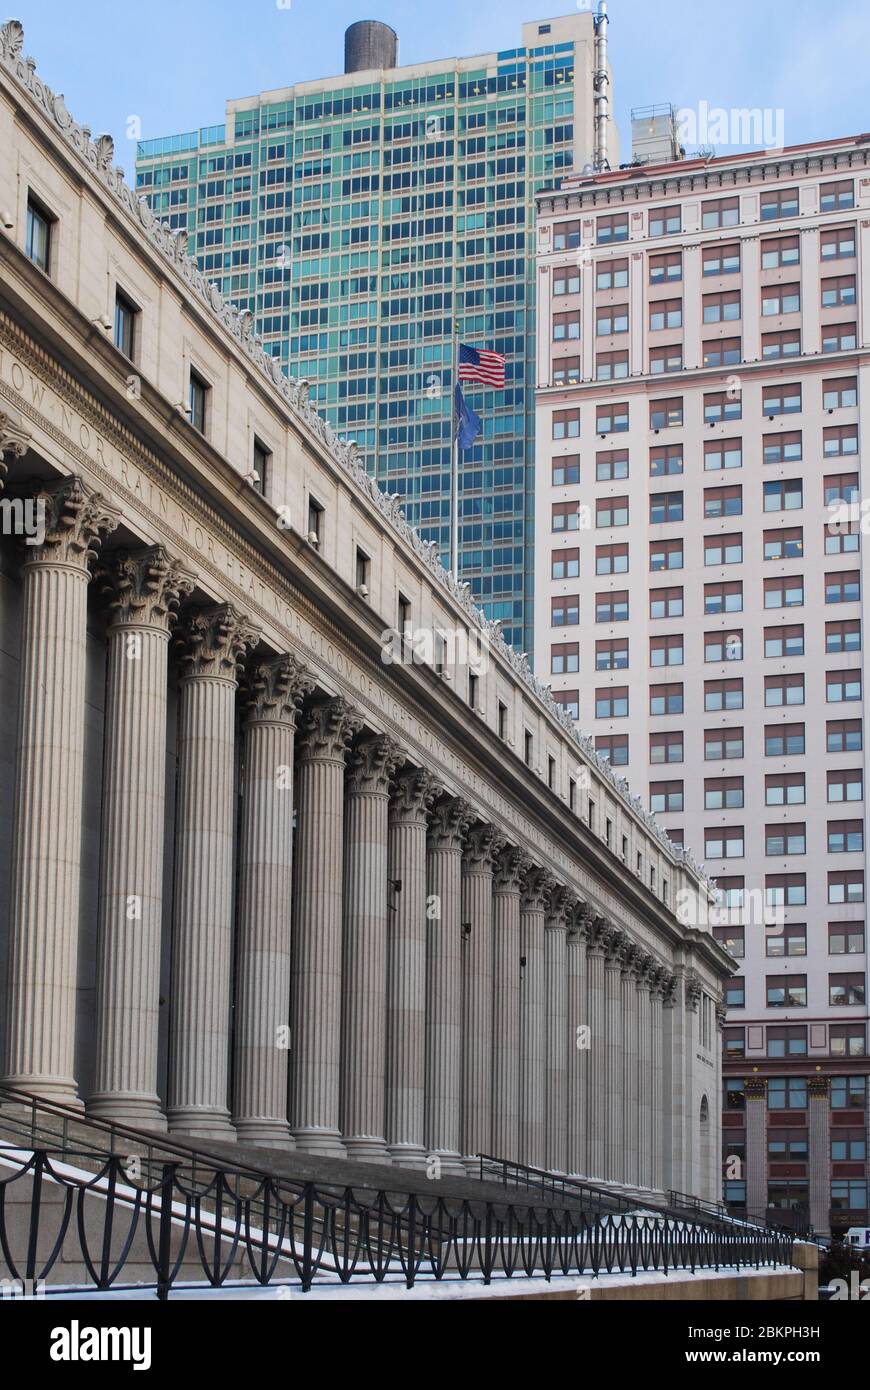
450, 316, 460, 580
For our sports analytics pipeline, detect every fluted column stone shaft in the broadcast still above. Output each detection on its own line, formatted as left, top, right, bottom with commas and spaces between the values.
340, 734, 404, 1161
167, 605, 259, 1137
566, 908, 590, 1178
460, 825, 503, 1171
90, 547, 193, 1129
232, 655, 314, 1146
385, 769, 441, 1167
585, 923, 607, 1181
491, 847, 527, 1161
603, 929, 625, 1184
519, 869, 550, 1170
3, 478, 119, 1104
424, 796, 471, 1174
651, 977, 666, 1192
290, 697, 362, 1155
621, 949, 639, 1190
635, 963, 653, 1190
543, 888, 569, 1174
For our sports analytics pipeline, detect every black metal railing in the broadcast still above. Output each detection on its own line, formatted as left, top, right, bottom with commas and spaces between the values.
0, 1144, 795, 1298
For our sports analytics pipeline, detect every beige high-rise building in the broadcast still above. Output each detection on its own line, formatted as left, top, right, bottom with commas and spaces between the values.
535, 135, 870, 1237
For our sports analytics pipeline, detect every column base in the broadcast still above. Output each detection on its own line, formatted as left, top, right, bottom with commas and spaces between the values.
291, 1127, 347, 1158
343, 1136, 391, 1164
87, 1094, 168, 1133
425, 1149, 467, 1178
387, 1144, 430, 1172
232, 1118, 294, 1149
167, 1107, 236, 1141
0, 1075, 83, 1111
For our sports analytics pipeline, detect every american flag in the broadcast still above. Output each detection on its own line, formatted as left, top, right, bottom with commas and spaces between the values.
458, 342, 506, 389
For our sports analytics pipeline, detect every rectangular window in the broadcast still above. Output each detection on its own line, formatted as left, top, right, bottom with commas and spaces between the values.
705, 776, 744, 810
766, 975, 807, 1008
649, 779, 683, 813
763, 431, 802, 465
595, 590, 628, 623
820, 226, 856, 261
763, 526, 803, 561
595, 733, 628, 766
551, 595, 579, 627
597, 212, 628, 244
703, 290, 741, 323
596, 259, 629, 289
829, 972, 865, 1004
649, 205, 680, 237
761, 235, 799, 269
826, 569, 860, 604
551, 456, 581, 486
764, 723, 805, 756
25, 194, 52, 272
252, 437, 270, 495
649, 343, 683, 375
822, 323, 857, 353
650, 585, 683, 619
649, 251, 682, 283
551, 547, 580, 580
828, 820, 863, 854
701, 196, 739, 229
596, 449, 629, 482
704, 581, 742, 615
702, 242, 740, 275
765, 772, 805, 805
650, 730, 683, 764
595, 542, 629, 575
649, 297, 682, 331
307, 495, 324, 543
823, 376, 858, 411
552, 409, 580, 440
704, 532, 742, 566
764, 575, 804, 609
765, 822, 806, 855
702, 338, 741, 369
113, 289, 137, 359
763, 383, 801, 416
827, 668, 862, 702
595, 686, 628, 719
705, 677, 743, 711
760, 187, 799, 219
764, 673, 805, 707
764, 624, 804, 658
649, 396, 683, 429
596, 304, 629, 336
704, 390, 742, 424
704, 629, 743, 662
649, 682, 683, 716
595, 350, 629, 381
820, 179, 854, 212
188, 369, 208, 434
596, 496, 629, 528
827, 719, 862, 753
704, 438, 742, 471
595, 403, 629, 434
649, 444, 683, 477
767, 924, 807, 959
550, 642, 579, 675
650, 633, 683, 667
705, 825, 744, 859
649, 538, 683, 572
762, 282, 800, 316
827, 768, 863, 803
595, 637, 628, 671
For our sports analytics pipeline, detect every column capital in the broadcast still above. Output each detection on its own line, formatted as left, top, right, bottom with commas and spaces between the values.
807, 1074, 829, 1100
177, 603, 260, 681
462, 821, 506, 871
715, 1000, 729, 1031
493, 843, 529, 892
660, 970, 680, 1007
601, 923, 628, 965
634, 951, 657, 988
346, 733, 405, 795
684, 968, 703, 1012
0, 408, 32, 486
521, 865, 555, 913
428, 794, 473, 851
243, 653, 314, 727
744, 1076, 767, 1103
99, 546, 195, 632
297, 694, 363, 761
544, 883, 571, 930
27, 475, 120, 569
390, 766, 442, 825
619, 938, 642, 977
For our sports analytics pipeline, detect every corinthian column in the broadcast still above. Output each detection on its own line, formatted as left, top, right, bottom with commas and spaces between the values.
290, 696, 362, 1154
603, 926, 626, 1184
460, 823, 504, 1172
566, 905, 590, 1178
340, 733, 404, 1161
3, 477, 119, 1105
584, 918, 607, 1180
491, 845, 527, 1160
621, 944, 640, 1191
544, 886, 570, 1173
519, 867, 550, 1170
635, 957, 654, 1192
385, 768, 441, 1168
167, 604, 260, 1138
424, 795, 471, 1175
89, 547, 194, 1129
232, 654, 314, 1147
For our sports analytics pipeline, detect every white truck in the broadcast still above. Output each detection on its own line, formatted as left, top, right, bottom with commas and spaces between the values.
844, 1226, 870, 1253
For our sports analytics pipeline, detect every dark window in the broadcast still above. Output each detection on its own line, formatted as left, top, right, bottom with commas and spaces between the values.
113, 290, 137, 359
25, 195, 52, 272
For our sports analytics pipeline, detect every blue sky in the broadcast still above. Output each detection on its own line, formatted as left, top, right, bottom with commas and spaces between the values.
8, 0, 870, 168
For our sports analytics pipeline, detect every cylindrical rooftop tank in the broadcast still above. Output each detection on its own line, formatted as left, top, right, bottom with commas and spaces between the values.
344, 20, 398, 73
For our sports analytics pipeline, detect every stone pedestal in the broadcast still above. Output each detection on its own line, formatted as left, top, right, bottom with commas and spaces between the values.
807, 1075, 831, 1239
385, 769, 440, 1169
460, 824, 503, 1172
89, 547, 193, 1129
423, 796, 471, 1175
290, 697, 361, 1155
232, 655, 313, 1147
3, 478, 119, 1106
491, 846, 527, 1161
340, 734, 404, 1162
167, 604, 259, 1138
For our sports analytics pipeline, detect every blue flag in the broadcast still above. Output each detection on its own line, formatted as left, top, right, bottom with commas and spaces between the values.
454, 384, 481, 450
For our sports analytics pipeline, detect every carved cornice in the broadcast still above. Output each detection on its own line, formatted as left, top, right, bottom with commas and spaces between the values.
297, 695, 363, 761
390, 767, 442, 826
242, 653, 315, 727
99, 545, 195, 632
462, 822, 507, 872
346, 733, 405, 796
26, 475, 119, 569
428, 795, 473, 852
177, 603, 260, 682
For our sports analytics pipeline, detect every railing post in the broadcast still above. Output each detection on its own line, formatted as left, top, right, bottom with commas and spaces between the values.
156, 1162, 178, 1302
300, 1183, 316, 1292
25, 1150, 46, 1289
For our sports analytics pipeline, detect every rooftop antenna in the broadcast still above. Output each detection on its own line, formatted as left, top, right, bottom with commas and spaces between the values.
593, 1, 611, 173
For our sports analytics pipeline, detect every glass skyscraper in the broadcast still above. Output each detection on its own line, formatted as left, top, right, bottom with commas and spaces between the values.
135, 13, 615, 651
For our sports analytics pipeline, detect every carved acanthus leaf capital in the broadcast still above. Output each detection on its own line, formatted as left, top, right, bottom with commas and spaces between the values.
346, 733, 405, 795
684, 969, 703, 1012
297, 696, 362, 760
177, 603, 260, 681
521, 866, 556, 913
27, 476, 120, 569
0, 410, 32, 480
428, 795, 473, 851
544, 883, 571, 929
100, 546, 195, 631
243, 653, 315, 726
493, 844, 529, 892
462, 822, 507, 871
390, 767, 442, 824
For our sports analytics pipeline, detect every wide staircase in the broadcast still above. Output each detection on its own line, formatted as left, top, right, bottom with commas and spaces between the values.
0, 1084, 794, 1298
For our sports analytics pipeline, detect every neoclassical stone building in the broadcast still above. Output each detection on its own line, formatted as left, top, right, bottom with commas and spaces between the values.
0, 21, 729, 1201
